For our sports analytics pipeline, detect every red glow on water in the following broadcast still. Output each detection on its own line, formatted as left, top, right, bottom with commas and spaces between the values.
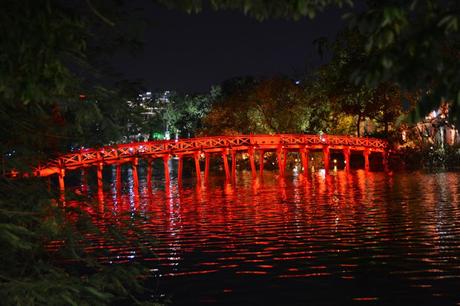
55, 170, 460, 305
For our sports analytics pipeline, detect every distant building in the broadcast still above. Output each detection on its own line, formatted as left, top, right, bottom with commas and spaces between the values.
125, 91, 171, 142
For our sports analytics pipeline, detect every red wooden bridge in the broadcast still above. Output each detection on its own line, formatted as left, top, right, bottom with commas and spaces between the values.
35, 134, 389, 192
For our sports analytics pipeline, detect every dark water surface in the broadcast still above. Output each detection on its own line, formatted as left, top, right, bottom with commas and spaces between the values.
70, 169, 460, 305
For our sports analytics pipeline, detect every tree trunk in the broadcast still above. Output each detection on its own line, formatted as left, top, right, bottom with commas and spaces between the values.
384, 121, 389, 136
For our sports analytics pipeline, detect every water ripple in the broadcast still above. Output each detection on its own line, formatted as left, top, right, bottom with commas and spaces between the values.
68, 170, 460, 305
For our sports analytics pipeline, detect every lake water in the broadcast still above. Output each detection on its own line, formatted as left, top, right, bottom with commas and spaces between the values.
68, 169, 460, 305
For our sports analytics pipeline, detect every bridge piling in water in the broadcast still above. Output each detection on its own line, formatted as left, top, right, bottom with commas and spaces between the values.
323, 146, 330, 173
222, 151, 230, 181
344, 148, 351, 171
204, 153, 210, 182
131, 158, 139, 191
58, 168, 65, 193
231, 150, 237, 181
177, 155, 183, 185
259, 150, 265, 176
249, 147, 256, 177
364, 149, 370, 171
301, 148, 309, 175
163, 155, 170, 185
277, 147, 285, 176
97, 162, 103, 193
194, 152, 201, 184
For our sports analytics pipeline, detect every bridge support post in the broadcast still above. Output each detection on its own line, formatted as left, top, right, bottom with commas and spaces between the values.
364, 149, 370, 171
231, 150, 237, 180
222, 150, 230, 181
323, 145, 330, 173
116, 164, 122, 192
132, 158, 139, 191
301, 147, 309, 175
178, 155, 183, 185
259, 150, 265, 176
277, 147, 285, 176
283, 148, 288, 172
194, 152, 201, 184
97, 162, 103, 194
58, 168, 65, 193
146, 159, 153, 189
344, 148, 351, 172
204, 153, 210, 182
249, 147, 256, 177
163, 155, 170, 185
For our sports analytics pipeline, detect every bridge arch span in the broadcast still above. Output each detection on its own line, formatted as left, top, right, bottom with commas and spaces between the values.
35, 134, 389, 192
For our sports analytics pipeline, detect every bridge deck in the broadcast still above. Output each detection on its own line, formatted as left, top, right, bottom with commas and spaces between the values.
35, 134, 388, 177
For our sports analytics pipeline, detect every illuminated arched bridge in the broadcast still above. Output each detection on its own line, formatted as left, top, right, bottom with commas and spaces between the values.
35, 134, 389, 191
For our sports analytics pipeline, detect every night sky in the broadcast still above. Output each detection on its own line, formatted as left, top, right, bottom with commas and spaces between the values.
110, 2, 347, 93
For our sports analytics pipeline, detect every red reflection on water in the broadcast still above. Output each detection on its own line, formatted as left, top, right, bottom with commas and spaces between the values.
59, 170, 460, 305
